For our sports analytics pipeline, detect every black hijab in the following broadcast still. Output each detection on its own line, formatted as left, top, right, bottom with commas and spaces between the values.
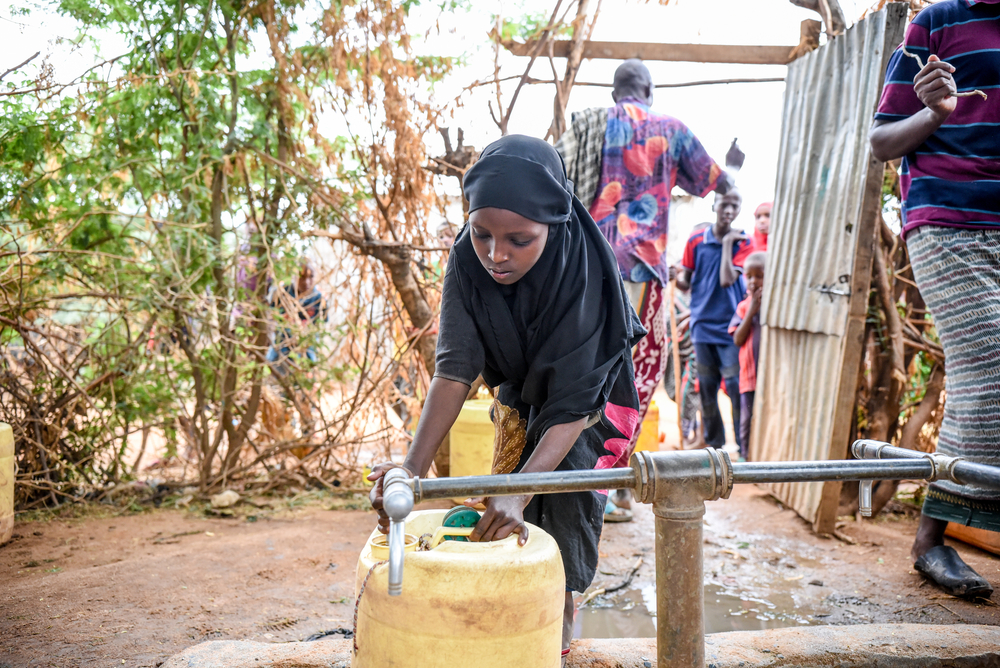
453, 135, 645, 445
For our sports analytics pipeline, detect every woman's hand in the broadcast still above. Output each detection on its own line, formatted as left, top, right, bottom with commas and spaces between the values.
463, 495, 530, 546
368, 462, 413, 535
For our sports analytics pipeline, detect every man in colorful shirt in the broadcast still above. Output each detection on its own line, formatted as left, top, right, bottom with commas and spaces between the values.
870, 0, 1000, 599
557, 59, 743, 521
557, 59, 742, 446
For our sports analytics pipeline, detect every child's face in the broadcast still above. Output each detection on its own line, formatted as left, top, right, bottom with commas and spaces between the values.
754, 206, 771, 235
715, 190, 742, 227
745, 265, 764, 294
297, 267, 315, 294
437, 227, 456, 248
469, 208, 549, 285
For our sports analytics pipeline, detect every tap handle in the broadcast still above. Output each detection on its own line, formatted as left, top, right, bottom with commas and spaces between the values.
383, 467, 415, 521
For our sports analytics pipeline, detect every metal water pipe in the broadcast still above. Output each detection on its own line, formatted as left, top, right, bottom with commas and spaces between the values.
378, 442, 1000, 667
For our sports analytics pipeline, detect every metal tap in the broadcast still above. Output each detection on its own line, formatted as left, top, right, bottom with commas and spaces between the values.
855, 441, 886, 517
381, 467, 414, 596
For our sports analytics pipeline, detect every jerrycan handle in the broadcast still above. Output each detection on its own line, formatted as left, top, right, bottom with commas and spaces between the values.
428, 527, 475, 549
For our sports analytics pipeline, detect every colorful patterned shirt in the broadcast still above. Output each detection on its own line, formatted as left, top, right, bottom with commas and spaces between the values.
874, 0, 1000, 238
590, 98, 724, 284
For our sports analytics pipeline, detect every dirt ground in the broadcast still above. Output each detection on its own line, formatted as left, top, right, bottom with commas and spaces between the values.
2, 485, 999, 668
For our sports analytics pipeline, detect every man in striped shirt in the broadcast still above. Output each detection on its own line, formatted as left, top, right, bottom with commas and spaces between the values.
871, 0, 1000, 599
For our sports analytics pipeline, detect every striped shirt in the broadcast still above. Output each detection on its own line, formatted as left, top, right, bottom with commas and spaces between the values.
874, 0, 1000, 238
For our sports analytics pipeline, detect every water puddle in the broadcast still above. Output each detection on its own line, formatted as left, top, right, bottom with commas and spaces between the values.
575, 584, 822, 639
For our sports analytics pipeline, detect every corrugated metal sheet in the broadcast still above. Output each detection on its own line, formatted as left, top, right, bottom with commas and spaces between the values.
752, 4, 907, 530
765, 4, 903, 336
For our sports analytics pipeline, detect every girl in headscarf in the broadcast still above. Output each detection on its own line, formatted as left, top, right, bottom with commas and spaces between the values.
370, 135, 645, 662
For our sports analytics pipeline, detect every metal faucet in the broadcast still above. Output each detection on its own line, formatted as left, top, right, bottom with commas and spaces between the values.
381, 467, 414, 596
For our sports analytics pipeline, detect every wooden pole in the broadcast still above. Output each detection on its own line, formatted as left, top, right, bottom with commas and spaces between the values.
667, 279, 684, 449
504, 40, 796, 65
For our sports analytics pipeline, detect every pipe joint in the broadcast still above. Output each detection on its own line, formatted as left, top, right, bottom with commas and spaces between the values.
924, 452, 964, 483
851, 439, 893, 460
631, 448, 733, 518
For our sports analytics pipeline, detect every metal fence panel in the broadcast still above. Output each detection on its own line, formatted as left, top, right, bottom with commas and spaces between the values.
752, 4, 907, 531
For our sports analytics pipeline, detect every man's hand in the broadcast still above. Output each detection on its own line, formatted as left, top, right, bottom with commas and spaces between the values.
725, 139, 745, 171
368, 462, 413, 535
463, 495, 529, 546
915, 55, 957, 120
722, 229, 748, 245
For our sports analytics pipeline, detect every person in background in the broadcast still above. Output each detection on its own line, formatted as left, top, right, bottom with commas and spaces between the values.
437, 221, 458, 249
556, 58, 743, 521
729, 252, 765, 462
663, 272, 705, 450
266, 261, 327, 378
753, 202, 772, 252
869, 0, 1000, 599
677, 188, 753, 453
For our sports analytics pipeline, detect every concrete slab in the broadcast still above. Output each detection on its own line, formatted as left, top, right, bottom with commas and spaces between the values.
161, 624, 1000, 667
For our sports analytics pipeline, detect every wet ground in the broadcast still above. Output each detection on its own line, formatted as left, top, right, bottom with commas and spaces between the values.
577, 485, 1000, 639
2, 485, 999, 667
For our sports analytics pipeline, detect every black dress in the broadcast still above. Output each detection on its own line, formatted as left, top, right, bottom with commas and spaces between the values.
432, 135, 646, 592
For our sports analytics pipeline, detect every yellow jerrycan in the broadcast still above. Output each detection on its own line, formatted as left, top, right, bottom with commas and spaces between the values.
448, 399, 495, 478
633, 399, 661, 453
0, 423, 14, 545
353, 508, 564, 668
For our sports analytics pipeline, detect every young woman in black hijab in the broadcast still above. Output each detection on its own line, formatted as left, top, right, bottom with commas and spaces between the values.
370, 135, 645, 661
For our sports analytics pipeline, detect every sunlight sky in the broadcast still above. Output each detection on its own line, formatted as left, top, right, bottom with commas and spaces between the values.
3, 0, 882, 262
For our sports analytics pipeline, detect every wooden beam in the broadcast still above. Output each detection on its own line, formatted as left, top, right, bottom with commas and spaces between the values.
504, 40, 796, 65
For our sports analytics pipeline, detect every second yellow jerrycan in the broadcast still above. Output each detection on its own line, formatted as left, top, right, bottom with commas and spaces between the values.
448, 398, 495, 478
353, 508, 565, 668
0, 423, 13, 546
633, 399, 661, 453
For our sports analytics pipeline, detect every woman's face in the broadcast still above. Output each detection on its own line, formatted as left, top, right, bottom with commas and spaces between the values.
468, 208, 549, 285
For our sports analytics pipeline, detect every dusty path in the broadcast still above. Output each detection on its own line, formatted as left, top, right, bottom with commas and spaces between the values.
2, 487, 999, 668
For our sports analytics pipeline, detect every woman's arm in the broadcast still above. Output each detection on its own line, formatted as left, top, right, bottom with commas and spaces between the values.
467, 416, 588, 546
402, 377, 471, 477
368, 376, 470, 533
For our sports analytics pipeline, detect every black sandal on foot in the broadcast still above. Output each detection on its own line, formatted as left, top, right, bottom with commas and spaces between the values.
914, 545, 994, 599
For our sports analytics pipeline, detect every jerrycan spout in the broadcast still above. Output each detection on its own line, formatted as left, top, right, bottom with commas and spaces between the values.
382, 468, 415, 596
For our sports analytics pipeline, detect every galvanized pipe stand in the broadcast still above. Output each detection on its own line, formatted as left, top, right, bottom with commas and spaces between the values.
380, 442, 1000, 668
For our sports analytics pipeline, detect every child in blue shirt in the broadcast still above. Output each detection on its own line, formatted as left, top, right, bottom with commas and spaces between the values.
677, 188, 754, 450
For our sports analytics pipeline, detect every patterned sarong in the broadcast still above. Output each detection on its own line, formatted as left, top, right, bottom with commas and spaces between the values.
623, 280, 667, 455
907, 226, 1000, 510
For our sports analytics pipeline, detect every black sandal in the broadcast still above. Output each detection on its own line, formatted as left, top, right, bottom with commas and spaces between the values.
914, 545, 994, 599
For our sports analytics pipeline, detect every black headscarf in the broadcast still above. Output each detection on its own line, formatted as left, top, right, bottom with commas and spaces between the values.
453, 135, 645, 445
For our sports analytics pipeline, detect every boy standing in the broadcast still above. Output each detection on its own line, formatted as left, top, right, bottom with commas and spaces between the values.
729, 252, 765, 461
677, 188, 754, 452
870, 0, 1000, 598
